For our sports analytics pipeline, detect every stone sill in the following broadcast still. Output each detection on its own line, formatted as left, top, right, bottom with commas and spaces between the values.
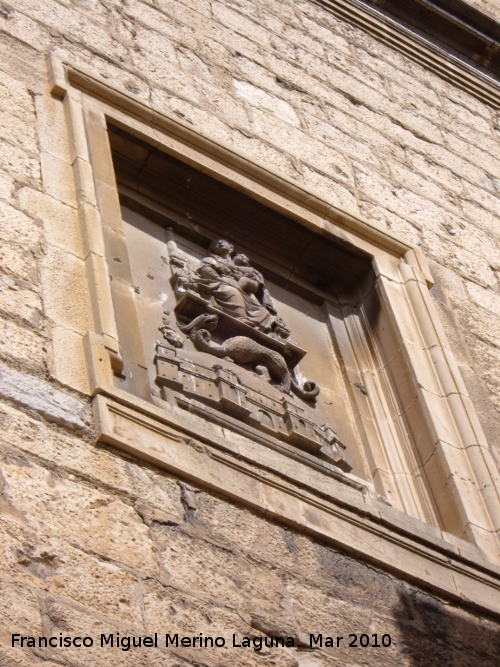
93, 388, 500, 619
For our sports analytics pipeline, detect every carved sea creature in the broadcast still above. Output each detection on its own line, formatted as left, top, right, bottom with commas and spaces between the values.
179, 313, 319, 401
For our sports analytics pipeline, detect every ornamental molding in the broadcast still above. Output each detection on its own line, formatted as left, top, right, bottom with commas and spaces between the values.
315, 0, 500, 109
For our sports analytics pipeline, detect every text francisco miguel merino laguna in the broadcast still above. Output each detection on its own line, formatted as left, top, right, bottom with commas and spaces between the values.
12, 632, 392, 651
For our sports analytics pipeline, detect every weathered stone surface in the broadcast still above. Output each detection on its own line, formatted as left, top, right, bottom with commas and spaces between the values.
0, 645, 61, 667
41, 245, 93, 333
49, 327, 90, 395
0, 0, 499, 664
0, 201, 40, 247
18, 187, 84, 258
0, 521, 142, 624
23, 601, 180, 667
0, 277, 42, 328
0, 318, 46, 373
0, 401, 184, 519
1, 459, 158, 573
0, 580, 42, 637
0, 240, 38, 285
0, 361, 88, 430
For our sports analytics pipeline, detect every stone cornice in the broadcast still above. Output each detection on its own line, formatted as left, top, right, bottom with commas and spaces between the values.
364, 0, 500, 75
314, 0, 500, 108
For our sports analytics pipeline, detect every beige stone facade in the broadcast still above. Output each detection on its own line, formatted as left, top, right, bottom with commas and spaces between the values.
1, 0, 500, 665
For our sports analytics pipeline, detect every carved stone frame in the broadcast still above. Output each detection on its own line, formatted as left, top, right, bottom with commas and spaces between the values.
47, 54, 500, 616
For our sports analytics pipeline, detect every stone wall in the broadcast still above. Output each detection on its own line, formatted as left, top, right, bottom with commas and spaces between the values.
1, 399, 500, 667
1, 0, 500, 665
465, 0, 500, 22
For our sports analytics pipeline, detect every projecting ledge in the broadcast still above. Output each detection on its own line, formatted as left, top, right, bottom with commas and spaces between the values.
93, 391, 500, 619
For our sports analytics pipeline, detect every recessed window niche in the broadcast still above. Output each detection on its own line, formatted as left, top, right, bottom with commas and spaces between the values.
47, 57, 500, 599
105, 123, 444, 526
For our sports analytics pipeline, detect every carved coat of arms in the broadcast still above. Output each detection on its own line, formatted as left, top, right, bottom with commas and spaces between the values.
155, 231, 350, 471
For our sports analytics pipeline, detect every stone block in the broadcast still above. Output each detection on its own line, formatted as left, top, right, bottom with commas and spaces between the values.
465, 281, 500, 318
0, 239, 38, 285
203, 13, 267, 63
0, 0, 498, 658
462, 185, 500, 225
0, 580, 42, 637
0, 68, 36, 119
0, 200, 40, 246
443, 129, 500, 180
222, 0, 264, 21
150, 89, 234, 147
389, 161, 461, 214
73, 156, 99, 207
250, 108, 354, 184
125, 0, 185, 38
0, 5, 51, 53
154, 72, 252, 128
462, 303, 500, 351
324, 102, 406, 162
23, 601, 154, 667
2, 521, 142, 625
191, 487, 416, 619
21, 0, 128, 59
212, 3, 272, 47
0, 276, 42, 328
302, 165, 359, 213
50, 326, 90, 395
0, 169, 15, 201
152, 524, 287, 618
0, 646, 61, 667
0, 401, 184, 521
301, 12, 351, 51
266, 13, 325, 59
53, 49, 151, 107
422, 230, 498, 289
41, 244, 93, 333
35, 92, 72, 163
0, 109, 37, 154
442, 83, 495, 123
64, 94, 90, 164
285, 576, 378, 636
358, 200, 422, 247
79, 203, 105, 257
447, 119, 499, 162
234, 79, 300, 127
18, 186, 84, 257
305, 115, 381, 169
0, 360, 89, 430
0, 29, 47, 92
0, 140, 40, 185
40, 151, 77, 207
1, 458, 157, 573
143, 581, 300, 667
462, 200, 500, 239
230, 128, 303, 182
0, 318, 46, 372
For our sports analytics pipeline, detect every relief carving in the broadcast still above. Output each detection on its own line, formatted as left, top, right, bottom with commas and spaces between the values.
158, 311, 184, 348
165, 232, 318, 399
156, 230, 350, 470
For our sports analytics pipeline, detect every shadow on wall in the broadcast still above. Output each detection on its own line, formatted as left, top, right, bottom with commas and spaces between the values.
394, 590, 500, 667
